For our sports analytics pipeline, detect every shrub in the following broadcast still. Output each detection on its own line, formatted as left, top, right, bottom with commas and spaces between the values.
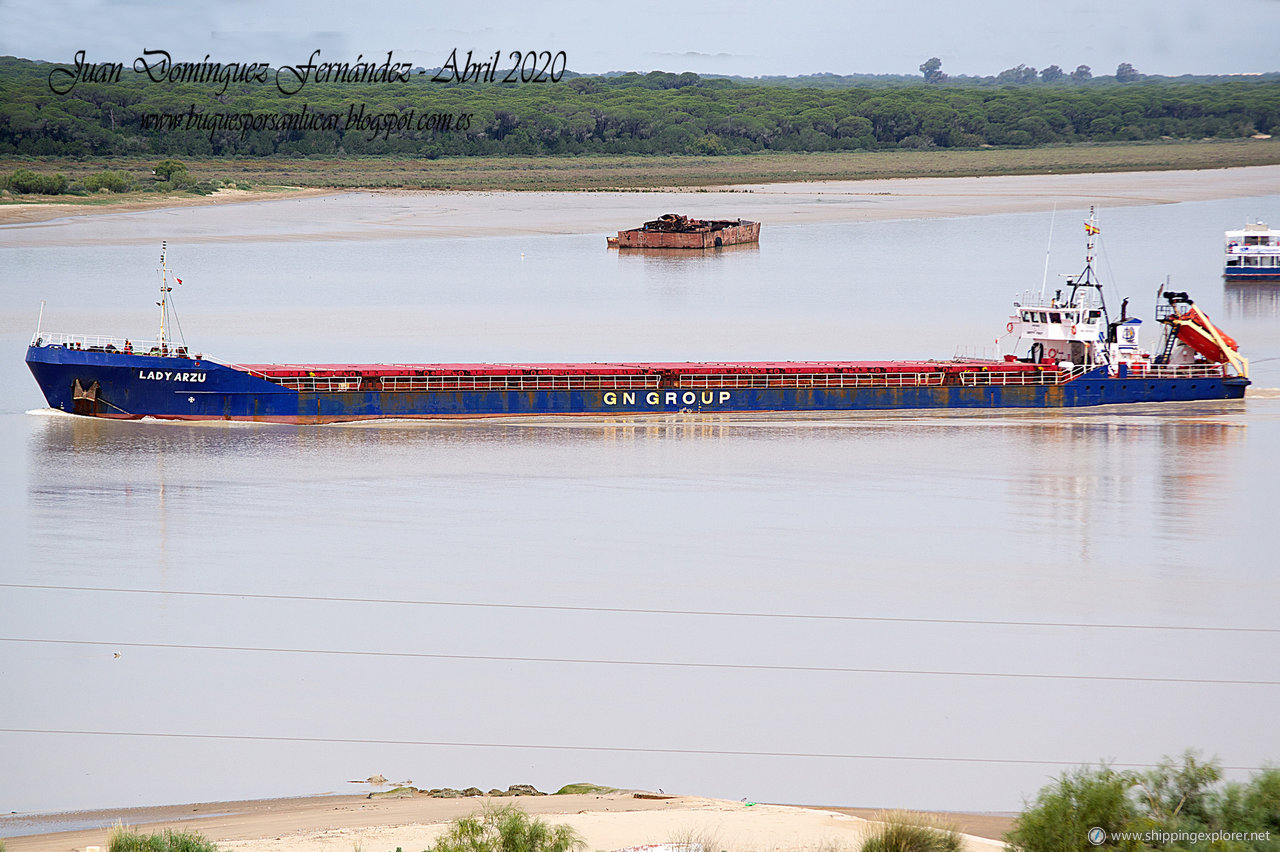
1005, 765, 1143, 852
1006, 753, 1280, 852
430, 805, 585, 852
108, 826, 219, 852
861, 812, 962, 852
5, 168, 69, 194
84, 170, 134, 193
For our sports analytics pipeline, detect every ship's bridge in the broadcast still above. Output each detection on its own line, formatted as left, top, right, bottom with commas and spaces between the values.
1006, 294, 1107, 366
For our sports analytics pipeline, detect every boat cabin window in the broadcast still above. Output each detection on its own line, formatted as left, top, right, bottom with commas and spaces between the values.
1050, 312, 1062, 323
1088, 310, 1101, 322
1038, 312, 1049, 323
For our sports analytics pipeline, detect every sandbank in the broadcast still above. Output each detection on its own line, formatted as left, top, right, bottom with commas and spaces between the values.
0, 792, 1013, 852
1, 166, 1277, 248
0, 187, 339, 226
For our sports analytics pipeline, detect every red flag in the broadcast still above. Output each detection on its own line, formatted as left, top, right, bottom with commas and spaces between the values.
175, 277, 183, 284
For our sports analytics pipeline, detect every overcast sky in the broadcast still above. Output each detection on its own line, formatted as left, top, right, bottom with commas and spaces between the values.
2, 0, 1277, 78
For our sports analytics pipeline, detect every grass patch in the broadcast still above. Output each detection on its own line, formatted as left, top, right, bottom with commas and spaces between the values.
666, 825, 726, 852
861, 811, 963, 852
2, 138, 1278, 195
108, 825, 219, 852
429, 804, 584, 852
553, 783, 619, 795
368, 786, 418, 798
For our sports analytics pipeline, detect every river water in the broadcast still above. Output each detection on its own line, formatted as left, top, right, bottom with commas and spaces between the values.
1, 192, 1277, 817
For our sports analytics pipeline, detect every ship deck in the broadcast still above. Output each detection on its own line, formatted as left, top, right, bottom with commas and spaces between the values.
233, 360, 1072, 392
236, 360, 1043, 378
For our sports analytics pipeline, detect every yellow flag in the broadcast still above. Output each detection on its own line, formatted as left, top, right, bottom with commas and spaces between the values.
1084, 222, 1100, 236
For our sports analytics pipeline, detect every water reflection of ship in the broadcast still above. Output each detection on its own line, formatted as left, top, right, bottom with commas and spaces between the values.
1022, 415, 1244, 562
1223, 281, 1280, 320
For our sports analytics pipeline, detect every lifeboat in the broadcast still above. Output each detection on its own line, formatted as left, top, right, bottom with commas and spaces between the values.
1172, 304, 1240, 363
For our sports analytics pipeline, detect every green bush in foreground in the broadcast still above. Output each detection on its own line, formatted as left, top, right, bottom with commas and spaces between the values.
430, 805, 585, 852
1005, 751, 1280, 852
108, 826, 219, 852
861, 811, 962, 852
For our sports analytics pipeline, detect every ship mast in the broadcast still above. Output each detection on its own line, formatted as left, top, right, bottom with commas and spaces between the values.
1066, 206, 1109, 326
157, 241, 172, 355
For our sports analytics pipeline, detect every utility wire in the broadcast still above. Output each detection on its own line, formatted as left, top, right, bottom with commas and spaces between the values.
2, 637, 1272, 687
1, 583, 1273, 634
0, 727, 1266, 772
0, 721, 1269, 767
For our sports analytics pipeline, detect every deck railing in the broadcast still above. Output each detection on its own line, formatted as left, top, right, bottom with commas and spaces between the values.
958, 365, 1092, 386
29, 331, 198, 359
1121, 363, 1226, 379
264, 373, 664, 393
678, 372, 947, 389
265, 376, 365, 392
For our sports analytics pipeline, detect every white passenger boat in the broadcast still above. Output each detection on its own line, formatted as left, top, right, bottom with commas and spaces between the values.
1224, 221, 1280, 279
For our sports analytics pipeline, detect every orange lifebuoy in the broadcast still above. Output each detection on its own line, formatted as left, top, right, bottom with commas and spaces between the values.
1071, 324, 1078, 335
1006, 322, 1015, 333
1047, 348, 1059, 359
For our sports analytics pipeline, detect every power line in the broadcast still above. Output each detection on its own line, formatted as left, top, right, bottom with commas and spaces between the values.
0, 727, 1267, 772
1, 583, 1273, 634
3, 637, 1273, 687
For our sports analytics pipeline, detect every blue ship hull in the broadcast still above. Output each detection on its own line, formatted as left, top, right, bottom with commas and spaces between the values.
26, 345, 1250, 423
1224, 267, 1280, 280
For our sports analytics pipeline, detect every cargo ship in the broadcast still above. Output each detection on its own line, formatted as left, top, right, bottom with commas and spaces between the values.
607, 213, 760, 249
1224, 220, 1280, 279
26, 219, 1249, 424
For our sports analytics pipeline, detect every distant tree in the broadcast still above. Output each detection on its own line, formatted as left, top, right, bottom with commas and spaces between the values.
997, 64, 1038, 84
1116, 62, 1141, 82
1071, 64, 1093, 82
153, 159, 188, 182
919, 57, 948, 84
1040, 64, 1065, 82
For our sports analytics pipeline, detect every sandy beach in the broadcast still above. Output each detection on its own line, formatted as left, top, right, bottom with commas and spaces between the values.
2, 165, 1278, 247
1, 791, 1014, 852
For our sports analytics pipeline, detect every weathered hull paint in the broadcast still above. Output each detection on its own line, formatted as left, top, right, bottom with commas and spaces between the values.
615, 220, 760, 249
27, 346, 1250, 424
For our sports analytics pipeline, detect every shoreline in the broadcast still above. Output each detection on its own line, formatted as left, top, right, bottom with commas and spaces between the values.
0, 791, 1016, 852
2, 165, 1278, 247
0, 186, 340, 226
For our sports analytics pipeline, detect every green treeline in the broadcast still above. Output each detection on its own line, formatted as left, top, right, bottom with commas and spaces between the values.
2, 56, 1278, 159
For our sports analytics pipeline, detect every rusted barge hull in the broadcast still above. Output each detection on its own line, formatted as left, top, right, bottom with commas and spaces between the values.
611, 215, 760, 249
